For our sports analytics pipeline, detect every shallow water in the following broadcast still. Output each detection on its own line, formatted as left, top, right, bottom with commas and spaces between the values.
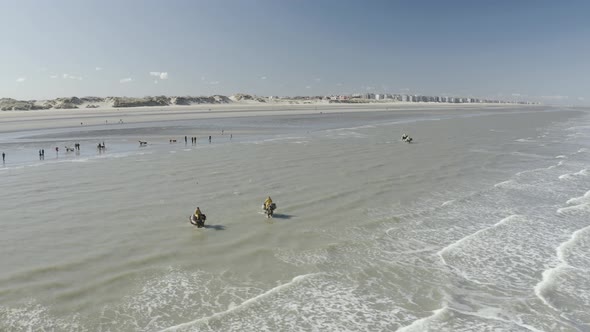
1, 106, 589, 331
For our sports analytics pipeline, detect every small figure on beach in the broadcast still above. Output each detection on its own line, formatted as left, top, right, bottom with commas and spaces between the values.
2, 152, 5, 162
55, 147, 59, 153
230, 134, 232, 140
264, 196, 273, 210
190, 207, 207, 228
139, 140, 147, 146
185, 136, 188, 144
41, 149, 45, 157
119, 119, 123, 124
221, 129, 224, 135
209, 136, 211, 143
75, 143, 80, 150
262, 196, 276, 218
401, 134, 413, 143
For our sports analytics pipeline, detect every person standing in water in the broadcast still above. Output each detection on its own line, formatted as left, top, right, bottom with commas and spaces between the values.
209, 136, 211, 143
2, 152, 5, 163
185, 136, 188, 144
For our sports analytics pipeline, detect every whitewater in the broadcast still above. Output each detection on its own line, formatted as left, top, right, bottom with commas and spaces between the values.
0, 105, 589, 331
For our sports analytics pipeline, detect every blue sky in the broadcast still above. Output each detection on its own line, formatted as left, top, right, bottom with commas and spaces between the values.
1, 0, 589, 104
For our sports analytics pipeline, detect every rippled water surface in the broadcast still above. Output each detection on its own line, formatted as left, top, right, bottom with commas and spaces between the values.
1, 106, 589, 331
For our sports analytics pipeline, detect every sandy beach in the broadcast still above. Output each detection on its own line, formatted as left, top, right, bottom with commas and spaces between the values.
1, 104, 589, 331
0, 102, 518, 134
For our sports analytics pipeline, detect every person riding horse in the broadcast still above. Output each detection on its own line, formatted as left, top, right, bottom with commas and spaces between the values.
191, 207, 207, 227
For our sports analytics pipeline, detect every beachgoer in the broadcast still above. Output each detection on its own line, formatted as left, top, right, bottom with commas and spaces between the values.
264, 196, 273, 210
194, 207, 203, 220
185, 136, 187, 143
209, 136, 211, 143
55, 147, 59, 153
230, 134, 232, 140
2, 152, 5, 162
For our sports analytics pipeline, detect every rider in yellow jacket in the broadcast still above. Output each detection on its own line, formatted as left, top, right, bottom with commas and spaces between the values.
264, 197, 273, 210
194, 207, 203, 220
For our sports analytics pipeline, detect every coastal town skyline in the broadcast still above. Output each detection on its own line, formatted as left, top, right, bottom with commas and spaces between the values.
1, 0, 589, 105
0, 92, 538, 111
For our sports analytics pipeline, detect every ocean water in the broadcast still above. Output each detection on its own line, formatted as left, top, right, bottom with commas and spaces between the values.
0, 106, 589, 331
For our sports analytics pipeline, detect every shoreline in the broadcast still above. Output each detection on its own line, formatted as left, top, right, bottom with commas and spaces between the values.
0, 102, 533, 134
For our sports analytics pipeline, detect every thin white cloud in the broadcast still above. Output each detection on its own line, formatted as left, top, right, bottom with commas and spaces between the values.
314, 78, 321, 82
578, 97, 585, 101
120, 77, 133, 83
305, 85, 311, 89
50, 75, 58, 79
209, 81, 220, 85
16, 77, 26, 83
96, 67, 103, 71
150, 71, 168, 80
260, 76, 267, 80
63, 73, 83, 80
511, 93, 521, 97
154, 80, 158, 84
336, 83, 343, 86
201, 76, 206, 81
